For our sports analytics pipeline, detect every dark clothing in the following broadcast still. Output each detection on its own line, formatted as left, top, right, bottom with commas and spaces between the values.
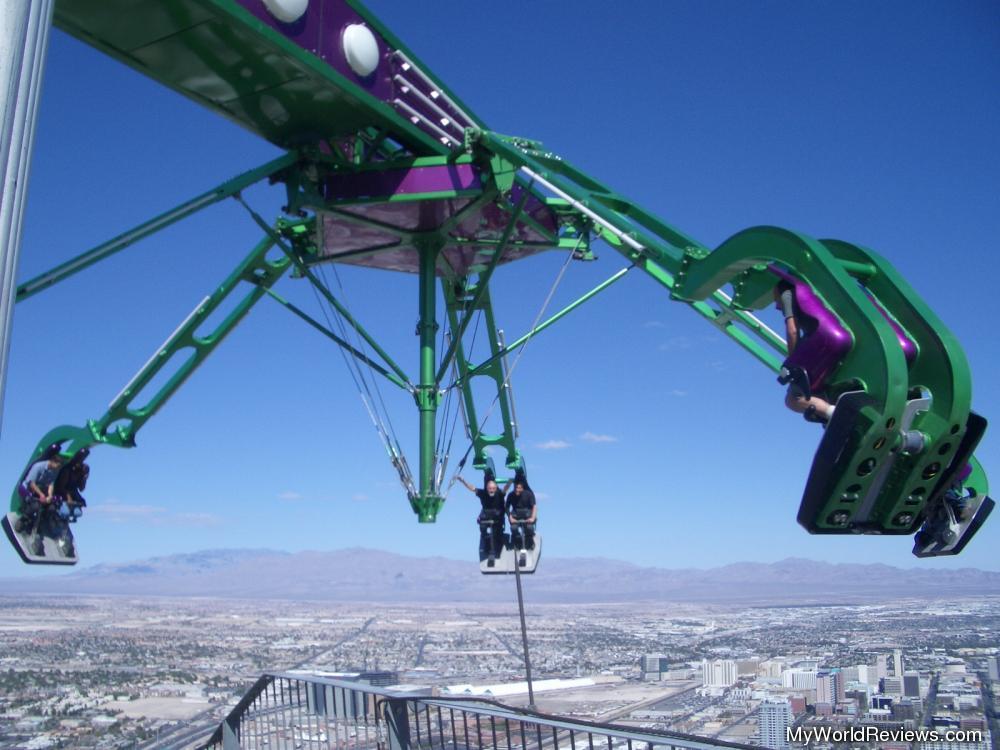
506, 489, 536, 517
475, 489, 505, 518
507, 489, 536, 551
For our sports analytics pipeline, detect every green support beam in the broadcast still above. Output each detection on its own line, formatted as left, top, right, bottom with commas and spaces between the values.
413, 237, 443, 521
10, 229, 292, 513
263, 288, 410, 391
15, 152, 299, 302
434, 188, 531, 385
453, 265, 632, 388
238, 203, 413, 388
443, 279, 520, 473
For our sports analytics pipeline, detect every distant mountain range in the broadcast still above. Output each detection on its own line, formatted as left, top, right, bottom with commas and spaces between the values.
1, 549, 999, 604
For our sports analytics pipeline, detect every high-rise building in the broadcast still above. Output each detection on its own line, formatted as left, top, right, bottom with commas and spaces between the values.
876, 654, 890, 680
988, 655, 1000, 681
857, 664, 879, 686
759, 660, 784, 678
817, 670, 844, 704
902, 671, 920, 697
758, 699, 792, 750
880, 676, 903, 695
892, 649, 904, 677
702, 659, 738, 687
640, 654, 669, 673
781, 670, 817, 690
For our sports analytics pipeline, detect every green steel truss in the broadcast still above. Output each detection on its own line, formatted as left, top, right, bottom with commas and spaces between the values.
471, 130, 983, 535
11, 135, 986, 539
10, 224, 294, 513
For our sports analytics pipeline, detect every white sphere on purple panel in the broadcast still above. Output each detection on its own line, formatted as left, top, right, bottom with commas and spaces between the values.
342, 23, 380, 77
262, 0, 308, 24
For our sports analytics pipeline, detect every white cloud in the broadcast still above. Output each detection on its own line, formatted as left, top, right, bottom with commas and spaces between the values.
643, 320, 665, 329
89, 502, 165, 519
170, 512, 223, 528
277, 491, 302, 501
89, 502, 220, 527
580, 431, 619, 443
658, 336, 692, 352
352, 493, 369, 502
670, 389, 688, 397
536, 439, 571, 451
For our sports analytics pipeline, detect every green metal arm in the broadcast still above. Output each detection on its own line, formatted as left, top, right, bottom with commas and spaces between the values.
471, 130, 980, 536
443, 278, 520, 474
10, 230, 291, 514
15, 152, 299, 302
476, 131, 788, 371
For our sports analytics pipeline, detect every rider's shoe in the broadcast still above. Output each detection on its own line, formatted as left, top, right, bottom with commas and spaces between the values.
804, 405, 829, 424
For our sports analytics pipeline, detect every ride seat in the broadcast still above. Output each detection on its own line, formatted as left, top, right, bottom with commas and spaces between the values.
771, 266, 853, 395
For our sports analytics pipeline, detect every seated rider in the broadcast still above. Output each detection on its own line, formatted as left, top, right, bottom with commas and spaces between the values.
776, 281, 836, 424
55, 450, 89, 521
17, 454, 64, 533
458, 476, 510, 563
506, 480, 537, 554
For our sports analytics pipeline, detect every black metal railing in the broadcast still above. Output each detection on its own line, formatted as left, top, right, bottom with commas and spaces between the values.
199, 673, 755, 750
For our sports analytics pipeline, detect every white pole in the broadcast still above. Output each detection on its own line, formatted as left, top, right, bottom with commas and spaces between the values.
0, 0, 55, 433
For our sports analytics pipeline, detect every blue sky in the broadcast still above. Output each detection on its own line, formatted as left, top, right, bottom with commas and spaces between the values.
1, 0, 998, 579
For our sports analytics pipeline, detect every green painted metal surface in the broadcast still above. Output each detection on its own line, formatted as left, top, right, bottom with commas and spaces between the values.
10, 228, 291, 514
52, 0, 445, 154
442, 280, 520, 475
413, 239, 443, 522
472, 130, 980, 536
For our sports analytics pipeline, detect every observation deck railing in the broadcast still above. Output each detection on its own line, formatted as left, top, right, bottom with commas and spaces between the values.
199, 672, 756, 750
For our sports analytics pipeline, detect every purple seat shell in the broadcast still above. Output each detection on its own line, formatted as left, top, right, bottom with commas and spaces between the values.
770, 266, 853, 393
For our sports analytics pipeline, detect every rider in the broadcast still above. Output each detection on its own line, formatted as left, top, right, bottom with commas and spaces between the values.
16, 454, 64, 538
458, 475, 510, 563
506, 480, 537, 555
776, 280, 835, 424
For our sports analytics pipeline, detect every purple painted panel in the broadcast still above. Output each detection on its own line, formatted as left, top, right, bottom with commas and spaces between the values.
319, 214, 400, 254
235, 0, 395, 101
323, 163, 481, 203
333, 198, 471, 233
771, 266, 854, 392
863, 289, 918, 364
234, 1, 324, 60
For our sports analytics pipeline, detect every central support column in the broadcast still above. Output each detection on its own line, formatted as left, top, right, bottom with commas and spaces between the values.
414, 237, 443, 522
1, 0, 55, 434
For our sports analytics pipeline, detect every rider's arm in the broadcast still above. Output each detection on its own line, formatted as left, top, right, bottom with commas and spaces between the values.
501, 480, 512, 494
779, 288, 798, 353
458, 477, 476, 493
28, 481, 43, 499
784, 316, 799, 354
